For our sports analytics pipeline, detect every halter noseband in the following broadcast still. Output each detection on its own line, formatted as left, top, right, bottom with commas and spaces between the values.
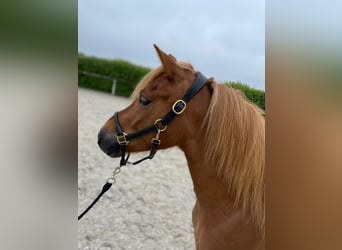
113, 71, 208, 166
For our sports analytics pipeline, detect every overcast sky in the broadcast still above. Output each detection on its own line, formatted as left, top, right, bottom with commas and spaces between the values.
79, 0, 264, 90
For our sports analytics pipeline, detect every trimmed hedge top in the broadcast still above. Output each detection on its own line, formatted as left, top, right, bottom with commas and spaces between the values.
78, 53, 151, 96
78, 53, 265, 110
227, 81, 265, 110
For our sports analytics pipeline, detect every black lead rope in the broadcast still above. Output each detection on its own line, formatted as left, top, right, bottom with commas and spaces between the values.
78, 153, 130, 221
78, 72, 208, 220
78, 181, 113, 220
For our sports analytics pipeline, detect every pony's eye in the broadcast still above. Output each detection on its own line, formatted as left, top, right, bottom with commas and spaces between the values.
139, 95, 152, 106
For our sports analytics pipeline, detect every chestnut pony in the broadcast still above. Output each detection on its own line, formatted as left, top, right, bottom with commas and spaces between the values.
98, 45, 265, 250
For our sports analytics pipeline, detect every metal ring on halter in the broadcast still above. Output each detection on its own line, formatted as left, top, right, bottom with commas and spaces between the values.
154, 119, 167, 132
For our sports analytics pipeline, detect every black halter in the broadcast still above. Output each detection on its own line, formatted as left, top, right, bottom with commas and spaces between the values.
78, 71, 208, 220
114, 71, 208, 166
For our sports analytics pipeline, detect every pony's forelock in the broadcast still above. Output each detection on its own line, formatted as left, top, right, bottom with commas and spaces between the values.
131, 62, 195, 99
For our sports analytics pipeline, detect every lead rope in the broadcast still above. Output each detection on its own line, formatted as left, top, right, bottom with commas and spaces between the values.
78, 127, 166, 220
78, 126, 166, 220
78, 154, 130, 220
78, 126, 167, 220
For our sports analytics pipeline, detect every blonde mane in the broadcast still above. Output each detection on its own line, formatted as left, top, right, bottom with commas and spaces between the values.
203, 81, 265, 233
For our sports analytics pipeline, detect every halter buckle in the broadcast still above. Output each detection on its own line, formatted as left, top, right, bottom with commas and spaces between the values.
172, 100, 187, 115
116, 132, 129, 145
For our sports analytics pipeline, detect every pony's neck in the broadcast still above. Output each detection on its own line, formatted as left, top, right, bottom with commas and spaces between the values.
181, 140, 264, 249
182, 140, 233, 209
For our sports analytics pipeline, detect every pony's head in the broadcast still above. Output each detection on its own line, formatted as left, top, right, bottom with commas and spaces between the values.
97, 45, 212, 158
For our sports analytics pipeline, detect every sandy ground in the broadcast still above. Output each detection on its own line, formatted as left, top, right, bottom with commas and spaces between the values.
78, 88, 196, 250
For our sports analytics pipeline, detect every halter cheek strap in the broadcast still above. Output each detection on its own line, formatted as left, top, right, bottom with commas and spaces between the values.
113, 71, 208, 166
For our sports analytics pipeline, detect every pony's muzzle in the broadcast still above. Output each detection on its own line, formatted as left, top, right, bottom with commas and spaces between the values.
97, 128, 121, 158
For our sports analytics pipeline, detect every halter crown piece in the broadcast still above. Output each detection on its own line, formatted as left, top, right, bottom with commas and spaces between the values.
78, 72, 208, 220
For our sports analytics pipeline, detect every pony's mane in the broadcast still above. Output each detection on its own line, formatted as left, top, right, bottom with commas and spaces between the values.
203, 80, 265, 233
131, 62, 195, 99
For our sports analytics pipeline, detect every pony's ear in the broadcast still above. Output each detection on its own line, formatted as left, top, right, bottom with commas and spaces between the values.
154, 44, 179, 76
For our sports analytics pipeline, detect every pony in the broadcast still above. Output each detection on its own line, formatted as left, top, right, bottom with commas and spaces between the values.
97, 45, 265, 250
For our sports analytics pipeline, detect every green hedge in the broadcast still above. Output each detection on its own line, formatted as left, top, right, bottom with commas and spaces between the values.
78, 54, 265, 110
78, 53, 151, 97
226, 81, 265, 110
